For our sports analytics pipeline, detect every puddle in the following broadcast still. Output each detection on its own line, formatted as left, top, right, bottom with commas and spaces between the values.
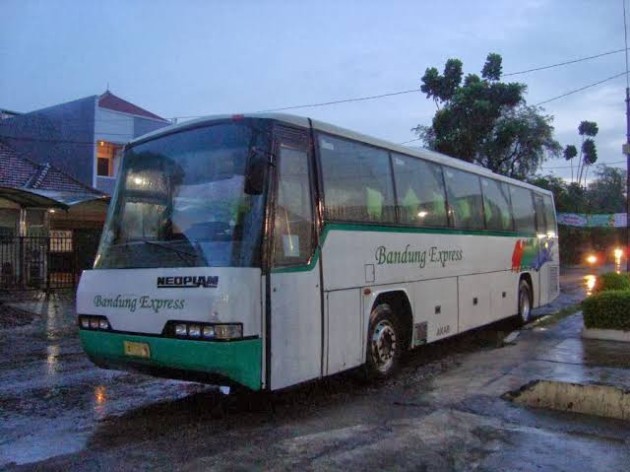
504, 380, 630, 420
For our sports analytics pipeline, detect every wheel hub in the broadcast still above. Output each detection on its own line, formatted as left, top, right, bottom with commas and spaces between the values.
371, 320, 397, 373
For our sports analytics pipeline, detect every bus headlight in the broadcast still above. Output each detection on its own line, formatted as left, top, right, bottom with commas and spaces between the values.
165, 321, 243, 340
188, 324, 201, 338
202, 325, 215, 338
78, 315, 111, 331
175, 323, 188, 337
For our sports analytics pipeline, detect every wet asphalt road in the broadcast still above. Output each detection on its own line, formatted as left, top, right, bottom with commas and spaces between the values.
0, 266, 615, 470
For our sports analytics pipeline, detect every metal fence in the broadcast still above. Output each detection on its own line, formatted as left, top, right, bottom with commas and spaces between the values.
0, 232, 100, 291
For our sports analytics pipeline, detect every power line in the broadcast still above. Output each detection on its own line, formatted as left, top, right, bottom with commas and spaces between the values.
4, 49, 629, 147
504, 48, 628, 77
402, 71, 630, 145
257, 88, 422, 113
5, 48, 627, 126
0, 135, 103, 146
235, 48, 630, 116
399, 138, 422, 145
535, 71, 627, 106
541, 160, 626, 170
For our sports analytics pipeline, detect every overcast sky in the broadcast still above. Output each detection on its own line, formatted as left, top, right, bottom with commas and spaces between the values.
1, 0, 628, 180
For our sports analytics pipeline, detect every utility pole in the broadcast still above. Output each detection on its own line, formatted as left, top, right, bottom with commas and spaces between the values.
624, 0, 630, 273
626, 87, 630, 272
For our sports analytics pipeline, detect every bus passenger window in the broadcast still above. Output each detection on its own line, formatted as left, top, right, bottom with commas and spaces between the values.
319, 135, 396, 224
391, 154, 447, 227
444, 168, 484, 230
510, 187, 536, 234
481, 178, 514, 232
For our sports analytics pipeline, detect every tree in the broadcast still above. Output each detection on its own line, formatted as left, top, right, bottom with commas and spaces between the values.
415, 53, 560, 179
587, 165, 626, 213
574, 120, 599, 185
528, 174, 571, 211
563, 144, 578, 182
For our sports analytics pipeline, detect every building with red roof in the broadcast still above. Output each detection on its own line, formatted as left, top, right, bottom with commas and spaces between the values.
0, 91, 170, 195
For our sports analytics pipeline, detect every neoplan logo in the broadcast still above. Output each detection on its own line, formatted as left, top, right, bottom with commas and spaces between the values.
157, 276, 219, 288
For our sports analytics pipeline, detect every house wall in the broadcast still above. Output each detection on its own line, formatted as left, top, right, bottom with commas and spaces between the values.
94, 107, 169, 194
0, 97, 97, 187
134, 116, 170, 138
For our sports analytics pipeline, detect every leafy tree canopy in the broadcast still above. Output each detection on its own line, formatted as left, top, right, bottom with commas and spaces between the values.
587, 165, 626, 213
530, 165, 626, 214
578, 121, 599, 137
415, 53, 561, 179
563, 145, 577, 161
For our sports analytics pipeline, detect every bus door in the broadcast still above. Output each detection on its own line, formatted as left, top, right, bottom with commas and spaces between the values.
267, 129, 322, 390
534, 194, 557, 305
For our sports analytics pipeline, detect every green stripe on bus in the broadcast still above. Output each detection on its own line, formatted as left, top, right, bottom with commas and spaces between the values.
80, 330, 262, 390
271, 222, 536, 274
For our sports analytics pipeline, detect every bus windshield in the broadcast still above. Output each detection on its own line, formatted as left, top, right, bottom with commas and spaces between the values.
94, 121, 269, 269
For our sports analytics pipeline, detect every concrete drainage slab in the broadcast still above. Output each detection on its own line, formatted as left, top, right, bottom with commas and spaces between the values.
503, 380, 630, 421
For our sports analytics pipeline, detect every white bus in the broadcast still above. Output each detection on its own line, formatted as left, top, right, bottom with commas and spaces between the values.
77, 114, 559, 391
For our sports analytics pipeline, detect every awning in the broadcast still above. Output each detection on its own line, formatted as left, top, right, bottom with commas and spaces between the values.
0, 186, 110, 210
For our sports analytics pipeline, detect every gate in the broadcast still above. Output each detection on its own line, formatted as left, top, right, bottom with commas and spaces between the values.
0, 231, 99, 291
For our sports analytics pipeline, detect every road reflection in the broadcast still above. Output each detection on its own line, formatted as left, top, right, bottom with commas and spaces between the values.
93, 385, 108, 419
46, 344, 61, 377
584, 274, 597, 296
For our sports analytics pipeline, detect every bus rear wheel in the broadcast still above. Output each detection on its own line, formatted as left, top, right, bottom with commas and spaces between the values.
365, 304, 400, 380
518, 280, 532, 325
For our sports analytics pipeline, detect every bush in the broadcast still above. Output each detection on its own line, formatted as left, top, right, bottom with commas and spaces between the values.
582, 290, 630, 331
593, 272, 630, 293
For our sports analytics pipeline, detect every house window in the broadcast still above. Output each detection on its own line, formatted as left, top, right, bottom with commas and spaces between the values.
50, 230, 73, 252
97, 141, 123, 177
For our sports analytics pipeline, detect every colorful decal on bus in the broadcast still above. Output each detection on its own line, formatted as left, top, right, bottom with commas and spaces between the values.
511, 238, 554, 272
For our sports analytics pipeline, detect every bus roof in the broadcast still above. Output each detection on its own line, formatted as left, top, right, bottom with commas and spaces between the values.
131, 113, 553, 196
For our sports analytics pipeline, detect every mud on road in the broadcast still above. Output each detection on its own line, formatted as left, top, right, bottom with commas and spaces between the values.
0, 268, 600, 471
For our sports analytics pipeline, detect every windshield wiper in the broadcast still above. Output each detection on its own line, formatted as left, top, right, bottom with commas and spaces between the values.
141, 240, 199, 265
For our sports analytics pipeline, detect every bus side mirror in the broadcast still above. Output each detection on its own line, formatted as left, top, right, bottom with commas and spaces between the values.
244, 151, 268, 195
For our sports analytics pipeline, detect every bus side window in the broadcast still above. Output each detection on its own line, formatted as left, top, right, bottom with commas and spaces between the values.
444, 168, 484, 230
542, 194, 556, 234
534, 194, 546, 233
391, 153, 447, 228
272, 144, 314, 266
319, 134, 396, 224
481, 178, 514, 232
510, 186, 536, 234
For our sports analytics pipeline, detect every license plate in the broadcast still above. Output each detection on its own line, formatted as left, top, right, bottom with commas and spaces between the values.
123, 341, 151, 359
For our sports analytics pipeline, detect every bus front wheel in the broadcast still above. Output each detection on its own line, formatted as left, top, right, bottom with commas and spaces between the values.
518, 280, 532, 324
365, 304, 400, 380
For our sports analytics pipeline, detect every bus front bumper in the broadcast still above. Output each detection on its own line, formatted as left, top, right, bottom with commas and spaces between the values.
79, 330, 262, 390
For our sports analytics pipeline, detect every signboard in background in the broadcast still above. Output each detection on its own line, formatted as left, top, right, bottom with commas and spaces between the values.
557, 213, 628, 228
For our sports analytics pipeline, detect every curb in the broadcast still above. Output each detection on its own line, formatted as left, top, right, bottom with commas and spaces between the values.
582, 327, 630, 343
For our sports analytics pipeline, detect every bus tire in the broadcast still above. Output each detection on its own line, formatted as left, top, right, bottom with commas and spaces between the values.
518, 279, 532, 325
365, 304, 400, 380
